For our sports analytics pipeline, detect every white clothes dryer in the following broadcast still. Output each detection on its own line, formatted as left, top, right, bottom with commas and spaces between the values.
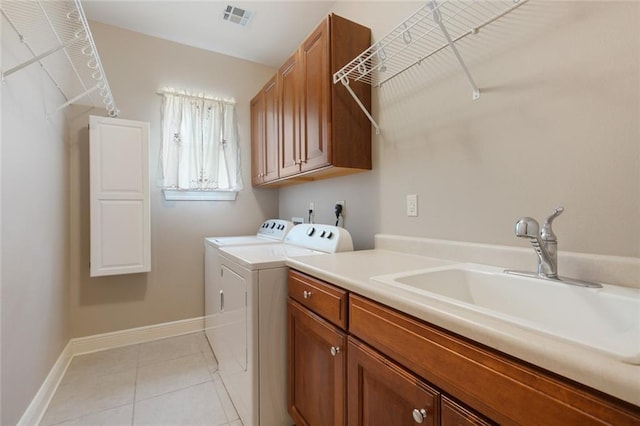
204, 219, 293, 350
213, 224, 353, 426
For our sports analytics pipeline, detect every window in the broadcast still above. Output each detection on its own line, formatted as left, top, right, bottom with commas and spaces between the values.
159, 88, 242, 200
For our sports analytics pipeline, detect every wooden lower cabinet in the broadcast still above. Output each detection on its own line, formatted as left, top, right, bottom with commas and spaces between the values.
288, 299, 346, 426
287, 270, 640, 426
441, 396, 494, 426
347, 337, 440, 426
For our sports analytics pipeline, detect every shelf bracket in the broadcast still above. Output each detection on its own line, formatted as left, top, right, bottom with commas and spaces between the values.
431, 1, 481, 100
338, 76, 381, 135
48, 85, 99, 118
1, 37, 84, 81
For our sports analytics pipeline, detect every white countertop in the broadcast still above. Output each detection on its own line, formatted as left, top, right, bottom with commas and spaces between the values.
286, 249, 640, 407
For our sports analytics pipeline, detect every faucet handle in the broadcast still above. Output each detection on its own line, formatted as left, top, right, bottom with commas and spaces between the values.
541, 206, 564, 241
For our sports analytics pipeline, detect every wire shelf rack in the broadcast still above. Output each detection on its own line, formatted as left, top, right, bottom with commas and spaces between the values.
1, 0, 118, 117
333, 0, 529, 133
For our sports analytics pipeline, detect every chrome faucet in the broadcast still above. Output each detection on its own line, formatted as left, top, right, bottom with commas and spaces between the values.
509, 207, 602, 288
515, 207, 563, 278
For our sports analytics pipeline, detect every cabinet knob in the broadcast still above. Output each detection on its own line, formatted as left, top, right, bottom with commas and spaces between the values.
412, 408, 428, 423
303, 290, 312, 299
330, 346, 341, 356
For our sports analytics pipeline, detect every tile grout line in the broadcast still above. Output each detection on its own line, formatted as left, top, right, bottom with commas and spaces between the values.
134, 377, 214, 404
131, 343, 140, 426
47, 403, 134, 426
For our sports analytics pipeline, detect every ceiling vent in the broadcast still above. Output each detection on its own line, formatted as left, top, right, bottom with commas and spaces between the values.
222, 5, 253, 27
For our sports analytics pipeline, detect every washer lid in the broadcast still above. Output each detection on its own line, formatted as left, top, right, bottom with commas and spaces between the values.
205, 235, 278, 248
219, 244, 323, 270
204, 219, 295, 248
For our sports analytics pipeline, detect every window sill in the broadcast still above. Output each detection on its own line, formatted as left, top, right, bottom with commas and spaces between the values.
162, 190, 238, 201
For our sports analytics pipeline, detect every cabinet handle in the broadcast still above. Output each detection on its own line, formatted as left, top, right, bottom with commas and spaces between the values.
220, 290, 224, 311
330, 346, 341, 356
412, 408, 428, 423
303, 290, 312, 299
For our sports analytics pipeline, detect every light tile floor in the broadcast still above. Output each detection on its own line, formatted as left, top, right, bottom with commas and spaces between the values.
41, 332, 243, 426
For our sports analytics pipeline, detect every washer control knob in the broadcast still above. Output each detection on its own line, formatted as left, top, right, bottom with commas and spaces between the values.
307, 227, 315, 236
271, 222, 276, 229
326, 231, 334, 239
320, 230, 326, 237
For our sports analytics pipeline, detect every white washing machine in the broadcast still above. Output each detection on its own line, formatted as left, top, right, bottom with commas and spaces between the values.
204, 219, 293, 350
213, 224, 353, 426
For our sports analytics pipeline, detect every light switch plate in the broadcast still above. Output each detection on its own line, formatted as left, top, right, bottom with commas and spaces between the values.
406, 194, 418, 217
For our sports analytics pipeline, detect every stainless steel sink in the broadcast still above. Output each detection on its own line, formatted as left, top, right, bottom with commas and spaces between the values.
371, 264, 640, 364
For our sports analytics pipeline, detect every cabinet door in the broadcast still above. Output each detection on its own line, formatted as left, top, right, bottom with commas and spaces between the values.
263, 75, 280, 182
300, 17, 330, 172
250, 91, 265, 185
279, 52, 302, 177
288, 299, 346, 426
347, 337, 440, 426
89, 115, 150, 277
441, 396, 494, 426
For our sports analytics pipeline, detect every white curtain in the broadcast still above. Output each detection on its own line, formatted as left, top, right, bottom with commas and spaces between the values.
160, 90, 242, 191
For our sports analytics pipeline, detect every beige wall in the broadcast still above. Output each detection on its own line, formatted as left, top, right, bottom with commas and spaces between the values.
68, 22, 278, 338
280, 1, 640, 258
1, 23, 70, 425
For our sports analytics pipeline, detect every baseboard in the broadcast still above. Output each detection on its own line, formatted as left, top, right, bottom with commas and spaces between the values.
17, 343, 74, 426
70, 316, 205, 355
18, 316, 205, 425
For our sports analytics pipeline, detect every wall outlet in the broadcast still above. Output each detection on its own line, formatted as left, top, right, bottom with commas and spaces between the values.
309, 202, 314, 211
335, 200, 345, 215
406, 194, 418, 217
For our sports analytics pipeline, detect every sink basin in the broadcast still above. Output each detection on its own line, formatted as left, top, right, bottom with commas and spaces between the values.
371, 264, 640, 364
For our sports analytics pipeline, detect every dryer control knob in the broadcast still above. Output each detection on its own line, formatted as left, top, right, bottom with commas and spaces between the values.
326, 231, 334, 239
307, 227, 315, 236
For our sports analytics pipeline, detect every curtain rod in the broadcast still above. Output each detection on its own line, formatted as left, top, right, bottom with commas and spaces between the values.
156, 89, 236, 104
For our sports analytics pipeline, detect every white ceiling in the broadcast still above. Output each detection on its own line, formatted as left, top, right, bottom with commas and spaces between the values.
82, 1, 337, 68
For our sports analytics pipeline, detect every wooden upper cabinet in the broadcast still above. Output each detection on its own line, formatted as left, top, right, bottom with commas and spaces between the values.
279, 52, 302, 178
250, 91, 265, 185
263, 76, 280, 182
300, 16, 330, 172
251, 13, 372, 187
251, 75, 279, 185
328, 14, 372, 170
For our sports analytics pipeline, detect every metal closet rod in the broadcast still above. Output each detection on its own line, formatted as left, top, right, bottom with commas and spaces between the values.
0, 0, 119, 117
74, 0, 118, 116
156, 89, 236, 105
